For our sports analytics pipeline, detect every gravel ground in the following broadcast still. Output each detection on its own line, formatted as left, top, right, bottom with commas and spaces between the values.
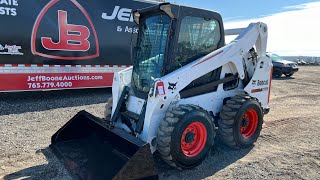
0, 66, 319, 180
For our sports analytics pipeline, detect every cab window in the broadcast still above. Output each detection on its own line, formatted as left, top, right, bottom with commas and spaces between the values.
173, 16, 221, 70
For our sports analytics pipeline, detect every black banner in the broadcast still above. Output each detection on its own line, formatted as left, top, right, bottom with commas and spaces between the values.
0, 0, 157, 65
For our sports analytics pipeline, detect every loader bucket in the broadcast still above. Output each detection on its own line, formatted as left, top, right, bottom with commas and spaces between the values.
50, 111, 158, 180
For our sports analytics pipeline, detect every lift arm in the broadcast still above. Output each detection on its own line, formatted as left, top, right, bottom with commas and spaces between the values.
157, 22, 268, 97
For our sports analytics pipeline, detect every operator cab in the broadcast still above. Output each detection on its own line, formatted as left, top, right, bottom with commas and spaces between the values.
131, 3, 225, 98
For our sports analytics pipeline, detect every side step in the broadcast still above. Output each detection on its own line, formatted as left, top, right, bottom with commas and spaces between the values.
50, 111, 158, 180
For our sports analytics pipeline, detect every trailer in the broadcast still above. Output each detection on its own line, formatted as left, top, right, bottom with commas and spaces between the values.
0, 0, 158, 92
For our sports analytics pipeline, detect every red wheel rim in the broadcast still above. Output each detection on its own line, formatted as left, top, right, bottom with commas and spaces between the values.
241, 109, 258, 138
180, 122, 207, 157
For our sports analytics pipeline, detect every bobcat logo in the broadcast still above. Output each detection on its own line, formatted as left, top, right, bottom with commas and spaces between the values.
252, 80, 257, 87
168, 82, 177, 91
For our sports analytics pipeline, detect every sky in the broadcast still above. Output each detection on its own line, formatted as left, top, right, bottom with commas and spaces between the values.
167, 0, 320, 56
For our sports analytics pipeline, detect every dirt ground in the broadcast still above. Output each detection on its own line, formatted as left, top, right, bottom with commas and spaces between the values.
0, 66, 319, 180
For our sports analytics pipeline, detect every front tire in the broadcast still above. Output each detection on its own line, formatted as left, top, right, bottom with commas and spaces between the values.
157, 105, 215, 169
218, 93, 263, 149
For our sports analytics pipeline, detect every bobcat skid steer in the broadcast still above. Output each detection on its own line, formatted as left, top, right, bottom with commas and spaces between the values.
50, 3, 272, 180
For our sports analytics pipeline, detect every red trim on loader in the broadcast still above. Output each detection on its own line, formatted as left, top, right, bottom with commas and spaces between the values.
181, 122, 207, 157
241, 109, 258, 138
251, 88, 263, 93
192, 50, 223, 67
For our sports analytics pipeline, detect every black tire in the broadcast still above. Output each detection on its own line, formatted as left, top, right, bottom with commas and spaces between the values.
157, 104, 215, 169
285, 73, 294, 77
273, 69, 282, 78
104, 97, 113, 120
218, 93, 263, 149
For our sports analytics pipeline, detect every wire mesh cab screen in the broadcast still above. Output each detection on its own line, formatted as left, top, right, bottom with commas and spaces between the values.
132, 14, 170, 93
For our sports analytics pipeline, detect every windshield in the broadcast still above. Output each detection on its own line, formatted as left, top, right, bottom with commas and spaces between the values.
132, 14, 170, 93
271, 54, 284, 62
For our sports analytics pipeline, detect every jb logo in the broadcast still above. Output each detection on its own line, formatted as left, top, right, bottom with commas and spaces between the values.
41, 10, 90, 51
31, 0, 99, 60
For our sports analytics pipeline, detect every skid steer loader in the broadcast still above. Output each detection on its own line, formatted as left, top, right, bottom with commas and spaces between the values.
50, 3, 272, 179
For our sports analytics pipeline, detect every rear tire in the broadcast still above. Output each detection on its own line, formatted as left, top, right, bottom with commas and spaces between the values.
218, 93, 263, 149
157, 105, 215, 169
104, 97, 113, 120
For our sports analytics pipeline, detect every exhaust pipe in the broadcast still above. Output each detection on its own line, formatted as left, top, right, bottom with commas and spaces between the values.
50, 111, 158, 180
